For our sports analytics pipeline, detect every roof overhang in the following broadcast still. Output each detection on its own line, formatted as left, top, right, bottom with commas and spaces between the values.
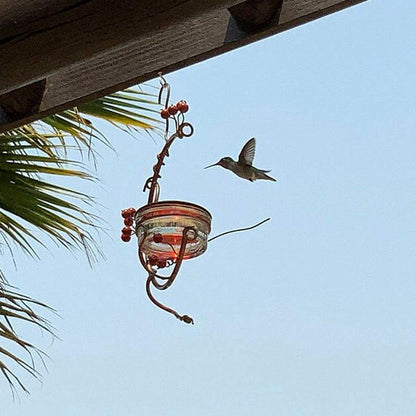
0, 0, 367, 133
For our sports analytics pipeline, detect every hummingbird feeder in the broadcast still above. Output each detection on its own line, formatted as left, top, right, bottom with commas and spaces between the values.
120, 74, 271, 325
120, 74, 211, 324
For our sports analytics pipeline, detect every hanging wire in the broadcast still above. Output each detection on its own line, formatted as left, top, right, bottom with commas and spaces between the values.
208, 218, 270, 242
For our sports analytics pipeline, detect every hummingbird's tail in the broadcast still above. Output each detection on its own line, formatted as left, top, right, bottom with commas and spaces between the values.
256, 170, 277, 182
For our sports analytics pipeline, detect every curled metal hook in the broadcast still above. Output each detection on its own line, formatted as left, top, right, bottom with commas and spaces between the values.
158, 72, 170, 107
158, 72, 171, 141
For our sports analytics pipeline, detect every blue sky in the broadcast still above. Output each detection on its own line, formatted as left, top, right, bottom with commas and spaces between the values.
2, 1, 416, 414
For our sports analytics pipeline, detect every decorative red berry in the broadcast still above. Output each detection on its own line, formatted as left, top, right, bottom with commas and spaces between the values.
148, 254, 158, 266
127, 207, 136, 216
124, 217, 133, 226
121, 209, 130, 219
153, 233, 163, 243
121, 207, 136, 218
122, 226, 132, 235
121, 234, 131, 242
168, 104, 178, 115
160, 108, 170, 119
177, 100, 189, 113
157, 259, 167, 269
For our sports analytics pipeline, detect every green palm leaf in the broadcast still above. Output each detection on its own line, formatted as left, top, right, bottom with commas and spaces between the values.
0, 85, 160, 393
0, 133, 99, 263
0, 281, 55, 396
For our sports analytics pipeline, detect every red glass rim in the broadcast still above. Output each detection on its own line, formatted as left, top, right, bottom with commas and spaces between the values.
135, 200, 212, 225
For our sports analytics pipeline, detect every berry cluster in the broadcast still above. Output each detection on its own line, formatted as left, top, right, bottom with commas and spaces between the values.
120, 207, 136, 242
160, 100, 189, 119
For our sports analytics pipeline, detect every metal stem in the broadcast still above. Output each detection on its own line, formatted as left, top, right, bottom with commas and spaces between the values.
146, 132, 177, 204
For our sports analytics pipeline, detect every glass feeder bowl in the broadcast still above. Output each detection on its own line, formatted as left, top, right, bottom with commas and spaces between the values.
135, 201, 212, 261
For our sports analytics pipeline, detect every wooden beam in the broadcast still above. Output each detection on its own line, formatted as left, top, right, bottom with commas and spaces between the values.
0, 0, 367, 132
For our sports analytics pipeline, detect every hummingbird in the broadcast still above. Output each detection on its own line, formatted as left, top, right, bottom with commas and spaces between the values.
204, 138, 276, 182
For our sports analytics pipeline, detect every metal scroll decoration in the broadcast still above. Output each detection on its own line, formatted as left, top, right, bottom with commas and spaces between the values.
121, 73, 210, 324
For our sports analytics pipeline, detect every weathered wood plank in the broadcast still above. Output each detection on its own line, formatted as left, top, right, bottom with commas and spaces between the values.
0, 0, 367, 132
0, 0, 240, 96
0, 1, 83, 41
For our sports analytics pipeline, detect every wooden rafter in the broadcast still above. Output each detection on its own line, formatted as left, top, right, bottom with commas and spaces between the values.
0, 0, 367, 132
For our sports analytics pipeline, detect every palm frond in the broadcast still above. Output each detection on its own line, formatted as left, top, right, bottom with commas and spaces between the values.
76, 88, 160, 133
0, 87, 160, 264
0, 282, 56, 396
0, 133, 100, 262
0, 84, 160, 394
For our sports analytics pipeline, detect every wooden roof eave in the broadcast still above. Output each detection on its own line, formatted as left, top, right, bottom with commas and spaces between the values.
0, 0, 367, 133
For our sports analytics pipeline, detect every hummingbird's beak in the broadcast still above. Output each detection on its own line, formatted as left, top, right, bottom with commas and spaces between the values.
204, 162, 219, 169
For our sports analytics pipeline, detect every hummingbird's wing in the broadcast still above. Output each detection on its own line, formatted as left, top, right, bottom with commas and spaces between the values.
238, 137, 256, 166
